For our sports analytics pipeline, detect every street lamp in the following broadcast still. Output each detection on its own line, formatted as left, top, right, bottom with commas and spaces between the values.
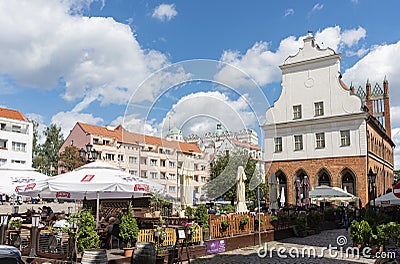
79, 143, 99, 163
0, 214, 8, 245
29, 214, 40, 257
368, 168, 377, 209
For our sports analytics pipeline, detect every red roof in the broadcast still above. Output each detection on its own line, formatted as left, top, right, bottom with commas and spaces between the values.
78, 122, 202, 154
0, 107, 27, 121
231, 139, 260, 150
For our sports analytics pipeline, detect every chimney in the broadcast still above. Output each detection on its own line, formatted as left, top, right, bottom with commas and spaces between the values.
383, 77, 391, 138
366, 79, 373, 114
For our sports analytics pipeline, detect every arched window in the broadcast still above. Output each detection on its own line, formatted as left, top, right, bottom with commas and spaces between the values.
341, 169, 356, 195
317, 169, 331, 186
276, 170, 287, 207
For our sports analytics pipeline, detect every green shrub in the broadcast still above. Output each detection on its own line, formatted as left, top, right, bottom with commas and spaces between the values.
240, 217, 249, 226
185, 206, 194, 218
221, 219, 230, 230
75, 209, 99, 254
195, 205, 209, 228
222, 205, 235, 213
119, 203, 139, 248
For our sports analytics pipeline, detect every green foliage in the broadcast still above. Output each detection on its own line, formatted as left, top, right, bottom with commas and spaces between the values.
194, 205, 209, 228
270, 215, 278, 222
307, 212, 323, 229
221, 219, 230, 230
350, 220, 372, 246
295, 217, 306, 232
75, 209, 99, 254
378, 222, 400, 247
150, 192, 162, 212
119, 203, 139, 248
33, 123, 64, 175
240, 217, 249, 226
185, 206, 194, 218
255, 217, 264, 225
207, 151, 268, 204
222, 205, 235, 213
58, 146, 85, 172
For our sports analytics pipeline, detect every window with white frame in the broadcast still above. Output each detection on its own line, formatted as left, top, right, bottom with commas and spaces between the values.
129, 170, 138, 176
129, 156, 138, 164
105, 153, 115, 161
169, 173, 176, 180
294, 135, 303, 151
12, 160, 25, 164
293, 105, 302, 119
160, 172, 166, 179
201, 165, 206, 171
150, 172, 158, 179
12, 142, 26, 152
117, 154, 124, 162
12, 125, 21, 133
274, 137, 282, 152
150, 159, 157, 166
169, 161, 175, 168
315, 133, 325, 149
141, 171, 147, 178
0, 159, 6, 166
314, 102, 324, 116
340, 130, 351, 146
201, 176, 207, 183
169, 186, 176, 193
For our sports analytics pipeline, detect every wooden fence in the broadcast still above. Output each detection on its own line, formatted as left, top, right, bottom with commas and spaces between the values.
137, 227, 203, 247
209, 213, 274, 239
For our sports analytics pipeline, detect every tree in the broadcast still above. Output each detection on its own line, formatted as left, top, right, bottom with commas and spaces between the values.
58, 146, 85, 172
33, 124, 64, 175
394, 170, 400, 184
207, 151, 268, 205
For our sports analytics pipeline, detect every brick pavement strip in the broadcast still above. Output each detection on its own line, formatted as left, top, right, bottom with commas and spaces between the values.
185, 229, 383, 264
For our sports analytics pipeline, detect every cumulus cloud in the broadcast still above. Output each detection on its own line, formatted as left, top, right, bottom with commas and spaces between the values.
343, 41, 400, 100
284, 8, 294, 16
0, 0, 175, 110
215, 26, 366, 88
161, 91, 257, 137
51, 111, 104, 138
152, 4, 178, 21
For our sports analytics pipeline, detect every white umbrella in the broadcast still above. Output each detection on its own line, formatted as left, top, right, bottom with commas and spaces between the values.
268, 172, 278, 210
235, 166, 248, 213
179, 159, 193, 208
18, 162, 164, 223
370, 192, 400, 207
310, 185, 358, 203
280, 186, 285, 207
0, 164, 49, 195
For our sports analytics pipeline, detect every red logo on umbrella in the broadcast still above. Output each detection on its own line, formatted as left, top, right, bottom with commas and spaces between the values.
134, 184, 149, 192
81, 175, 95, 182
24, 183, 36, 191
56, 192, 71, 198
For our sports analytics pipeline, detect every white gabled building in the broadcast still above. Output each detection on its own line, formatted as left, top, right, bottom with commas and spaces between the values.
263, 33, 394, 206
0, 107, 33, 167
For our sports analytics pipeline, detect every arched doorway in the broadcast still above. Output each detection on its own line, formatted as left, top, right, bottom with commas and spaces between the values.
294, 169, 309, 206
317, 168, 331, 186
276, 170, 287, 207
341, 168, 356, 195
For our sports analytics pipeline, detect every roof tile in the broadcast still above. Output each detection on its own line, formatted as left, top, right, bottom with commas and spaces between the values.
0, 107, 27, 121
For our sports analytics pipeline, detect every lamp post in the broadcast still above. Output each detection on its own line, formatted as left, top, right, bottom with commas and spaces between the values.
79, 143, 99, 163
368, 168, 377, 209
0, 214, 8, 245
29, 214, 40, 257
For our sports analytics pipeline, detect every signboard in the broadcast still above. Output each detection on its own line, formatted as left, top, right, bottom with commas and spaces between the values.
134, 184, 149, 192
206, 240, 226, 255
81, 175, 95, 182
394, 183, 400, 198
56, 192, 71, 198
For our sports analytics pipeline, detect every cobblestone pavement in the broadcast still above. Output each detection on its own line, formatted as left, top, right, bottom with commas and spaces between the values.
185, 229, 397, 264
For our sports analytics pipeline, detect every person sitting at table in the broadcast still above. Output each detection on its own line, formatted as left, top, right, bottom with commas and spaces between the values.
53, 214, 70, 242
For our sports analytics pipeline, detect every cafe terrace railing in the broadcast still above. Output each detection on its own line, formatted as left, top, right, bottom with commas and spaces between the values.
209, 213, 274, 239
137, 227, 203, 247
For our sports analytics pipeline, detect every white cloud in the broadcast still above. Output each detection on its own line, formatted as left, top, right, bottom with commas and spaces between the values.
162, 91, 257, 137
152, 4, 178, 22
311, 3, 324, 12
25, 113, 47, 144
343, 41, 400, 101
346, 47, 369, 57
284, 8, 294, 17
112, 114, 159, 136
51, 111, 104, 138
215, 26, 366, 88
392, 128, 400, 169
0, 0, 174, 110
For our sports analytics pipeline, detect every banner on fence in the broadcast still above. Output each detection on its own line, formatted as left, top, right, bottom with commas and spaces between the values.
206, 239, 226, 255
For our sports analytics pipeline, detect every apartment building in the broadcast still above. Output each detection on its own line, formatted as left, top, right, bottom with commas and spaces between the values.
0, 107, 33, 167
59, 122, 209, 204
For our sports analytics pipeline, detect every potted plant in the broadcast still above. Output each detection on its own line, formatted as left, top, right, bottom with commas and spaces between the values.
150, 192, 162, 217
185, 206, 194, 218
240, 217, 249, 230
182, 221, 199, 238
195, 205, 209, 242
350, 220, 362, 248
270, 215, 278, 224
221, 219, 230, 232
9, 217, 22, 230
255, 217, 264, 230
74, 209, 100, 255
119, 203, 139, 257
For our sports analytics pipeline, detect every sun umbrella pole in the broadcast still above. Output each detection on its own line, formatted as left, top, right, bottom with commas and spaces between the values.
96, 191, 100, 227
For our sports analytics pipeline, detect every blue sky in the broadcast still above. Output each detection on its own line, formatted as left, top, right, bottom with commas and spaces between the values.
1, 0, 400, 167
